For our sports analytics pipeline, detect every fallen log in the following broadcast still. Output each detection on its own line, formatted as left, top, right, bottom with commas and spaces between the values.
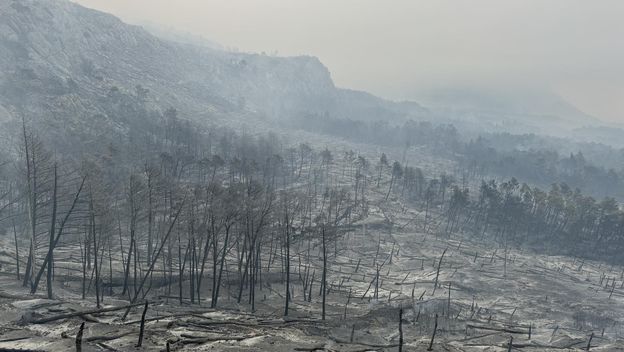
179, 333, 260, 344
509, 342, 577, 349
86, 331, 134, 342
176, 317, 322, 329
466, 324, 527, 335
0, 290, 46, 300
121, 309, 218, 325
96, 342, 120, 352
330, 337, 399, 349
0, 336, 30, 343
28, 302, 145, 324
456, 332, 498, 342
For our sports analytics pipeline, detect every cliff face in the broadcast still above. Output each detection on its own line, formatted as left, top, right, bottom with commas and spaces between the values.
1, 0, 337, 117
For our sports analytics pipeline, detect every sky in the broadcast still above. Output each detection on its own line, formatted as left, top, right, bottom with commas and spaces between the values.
72, 0, 624, 123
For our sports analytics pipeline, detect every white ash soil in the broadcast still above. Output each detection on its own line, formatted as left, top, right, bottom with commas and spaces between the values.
1, 170, 624, 351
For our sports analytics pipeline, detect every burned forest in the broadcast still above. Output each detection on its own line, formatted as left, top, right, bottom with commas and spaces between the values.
1, 0, 624, 351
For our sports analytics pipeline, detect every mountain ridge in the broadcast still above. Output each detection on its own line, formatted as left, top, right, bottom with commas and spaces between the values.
0, 0, 429, 150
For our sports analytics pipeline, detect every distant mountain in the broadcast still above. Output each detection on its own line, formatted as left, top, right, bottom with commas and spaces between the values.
414, 86, 601, 136
0, 0, 427, 152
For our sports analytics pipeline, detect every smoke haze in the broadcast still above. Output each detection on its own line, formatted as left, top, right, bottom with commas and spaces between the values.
72, 0, 624, 122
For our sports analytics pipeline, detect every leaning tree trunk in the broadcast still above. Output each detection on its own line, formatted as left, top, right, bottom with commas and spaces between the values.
12, 221, 20, 281
31, 176, 84, 295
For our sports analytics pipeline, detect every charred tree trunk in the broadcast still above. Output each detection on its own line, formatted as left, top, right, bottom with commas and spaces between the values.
284, 214, 291, 316
46, 164, 58, 299
321, 226, 327, 320
13, 221, 20, 281
136, 301, 149, 347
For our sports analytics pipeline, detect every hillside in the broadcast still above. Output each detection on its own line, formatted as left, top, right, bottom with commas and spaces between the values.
418, 86, 601, 137
0, 0, 428, 154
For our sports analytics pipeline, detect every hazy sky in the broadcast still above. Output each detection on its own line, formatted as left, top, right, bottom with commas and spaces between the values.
72, 0, 624, 122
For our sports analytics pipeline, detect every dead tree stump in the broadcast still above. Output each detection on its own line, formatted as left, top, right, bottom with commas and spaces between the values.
586, 332, 594, 351
136, 301, 149, 347
399, 308, 404, 352
75, 322, 85, 352
427, 313, 438, 351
